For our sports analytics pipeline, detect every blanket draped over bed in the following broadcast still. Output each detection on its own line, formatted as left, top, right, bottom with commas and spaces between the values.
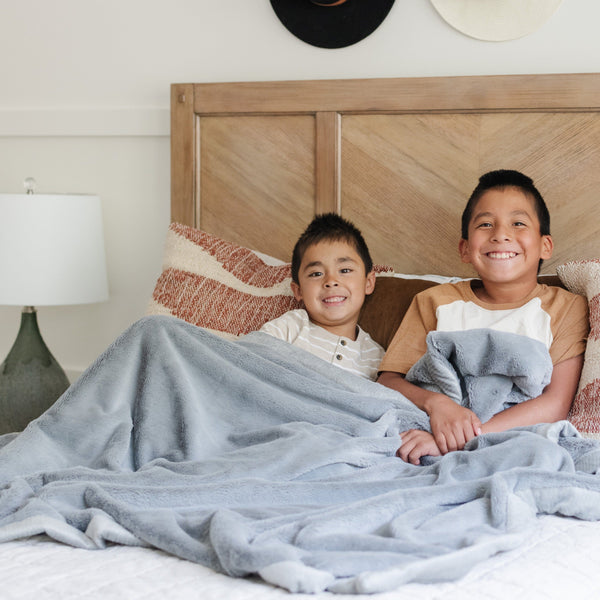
1, 316, 600, 594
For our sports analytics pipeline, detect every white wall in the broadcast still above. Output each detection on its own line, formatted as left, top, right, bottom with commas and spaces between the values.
1, 0, 600, 378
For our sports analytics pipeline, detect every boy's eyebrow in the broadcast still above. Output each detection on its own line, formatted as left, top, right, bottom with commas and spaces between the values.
303, 260, 324, 270
472, 209, 533, 220
302, 256, 358, 270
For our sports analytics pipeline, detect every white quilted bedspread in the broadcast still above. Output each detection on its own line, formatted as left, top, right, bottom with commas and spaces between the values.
2, 515, 600, 600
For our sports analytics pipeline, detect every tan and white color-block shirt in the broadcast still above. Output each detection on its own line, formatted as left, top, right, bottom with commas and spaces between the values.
260, 309, 384, 380
380, 280, 589, 376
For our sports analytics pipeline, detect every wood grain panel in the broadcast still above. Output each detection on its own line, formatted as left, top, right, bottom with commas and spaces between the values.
341, 111, 600, 275
479, 112, 600, 273
172, 74, 600, 276
199, 115, 315, 260
341, 114, 481, 276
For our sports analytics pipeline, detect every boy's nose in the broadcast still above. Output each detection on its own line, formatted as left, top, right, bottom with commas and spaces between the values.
492, 226, 511, 241
324, 279, 339, 287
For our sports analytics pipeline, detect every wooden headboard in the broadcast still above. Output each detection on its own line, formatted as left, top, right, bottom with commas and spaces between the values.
171, 73, 600, 277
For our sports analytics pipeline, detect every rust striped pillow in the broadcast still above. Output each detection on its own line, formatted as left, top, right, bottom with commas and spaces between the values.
557, 259, 600, 438
147, 223, 302, 338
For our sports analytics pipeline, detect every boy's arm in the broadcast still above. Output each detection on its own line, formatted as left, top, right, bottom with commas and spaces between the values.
378, 371, 482, 453
480, 354, 583, 433
379, 285, 482, 454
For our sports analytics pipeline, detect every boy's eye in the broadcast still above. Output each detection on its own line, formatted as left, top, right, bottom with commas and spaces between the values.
340, 268, 353, 274
307, 271, 322, 278
476, 222, 492, 228
513, 221, 527, 227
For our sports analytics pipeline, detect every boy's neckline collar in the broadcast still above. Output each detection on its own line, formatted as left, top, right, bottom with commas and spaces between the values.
304, 309, 361, 341
467, 279, 543, 307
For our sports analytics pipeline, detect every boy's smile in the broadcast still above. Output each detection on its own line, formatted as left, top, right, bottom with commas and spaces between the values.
458, 187, 553, 301
291, 240, 375, 339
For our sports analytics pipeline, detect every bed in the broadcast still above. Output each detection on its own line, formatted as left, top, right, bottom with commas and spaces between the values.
2, 73, 600, 599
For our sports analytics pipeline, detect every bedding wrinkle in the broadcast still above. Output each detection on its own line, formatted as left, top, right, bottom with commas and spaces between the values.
1, 316, 600, 594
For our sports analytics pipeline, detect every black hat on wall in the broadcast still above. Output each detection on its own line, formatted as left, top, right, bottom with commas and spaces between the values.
270, 0, 396, 49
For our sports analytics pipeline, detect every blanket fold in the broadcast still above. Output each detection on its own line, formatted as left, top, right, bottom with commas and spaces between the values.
406, 329, 553, 422
1, 316, 600, 594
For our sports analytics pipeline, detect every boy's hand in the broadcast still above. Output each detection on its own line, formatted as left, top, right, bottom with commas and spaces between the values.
397, 430, 441, 465
424, 393, 482, 454
377, 372, 481, 453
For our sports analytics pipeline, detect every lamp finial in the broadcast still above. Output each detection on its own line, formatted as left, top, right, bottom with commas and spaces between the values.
23, 177, 37, 194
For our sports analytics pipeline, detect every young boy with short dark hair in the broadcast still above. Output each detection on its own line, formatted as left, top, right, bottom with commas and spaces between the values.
378, 170, 589, 464
260, 213, 384, 381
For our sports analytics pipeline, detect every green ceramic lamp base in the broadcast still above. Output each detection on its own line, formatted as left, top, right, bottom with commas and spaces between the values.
0, 307, 70, 435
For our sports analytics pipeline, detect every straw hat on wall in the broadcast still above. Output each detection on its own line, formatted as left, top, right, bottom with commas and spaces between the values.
430, 0, 564, 41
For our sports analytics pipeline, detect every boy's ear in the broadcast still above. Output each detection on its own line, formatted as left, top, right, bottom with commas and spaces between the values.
291, 281, 303, 302
458, 238, 471, 264
541, 234, 554, 259
365, 270, 376, 296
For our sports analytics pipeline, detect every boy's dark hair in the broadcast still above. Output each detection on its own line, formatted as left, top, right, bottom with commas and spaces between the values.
461, 169, 551, 240
291, 213, 373, 284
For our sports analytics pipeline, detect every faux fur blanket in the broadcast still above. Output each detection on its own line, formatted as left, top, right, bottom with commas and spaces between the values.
406, 328, 554, 423
1, 316, 600, 594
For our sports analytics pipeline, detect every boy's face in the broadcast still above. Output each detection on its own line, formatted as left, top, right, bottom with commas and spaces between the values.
291, 240, 375, 339
458, 187, 553, 289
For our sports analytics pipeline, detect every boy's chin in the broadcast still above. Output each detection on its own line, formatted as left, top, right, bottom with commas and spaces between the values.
479, 269, 540, 287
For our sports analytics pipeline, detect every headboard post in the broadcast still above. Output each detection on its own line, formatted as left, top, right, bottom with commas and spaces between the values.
171, 84, 196, 227
315, 112, 341, 215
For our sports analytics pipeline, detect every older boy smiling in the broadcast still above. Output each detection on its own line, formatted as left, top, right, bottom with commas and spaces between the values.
379, 170, 588, 464
458, 186, 553, 303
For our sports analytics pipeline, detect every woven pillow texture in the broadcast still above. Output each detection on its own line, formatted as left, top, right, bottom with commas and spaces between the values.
558, 259, 600, 438
148, 223, 301, 338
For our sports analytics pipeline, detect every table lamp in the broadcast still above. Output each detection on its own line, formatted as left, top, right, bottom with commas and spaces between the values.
0, 179, 109, 434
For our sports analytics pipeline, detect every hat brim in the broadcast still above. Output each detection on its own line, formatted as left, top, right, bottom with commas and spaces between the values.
270, 0, 396, 49
431, 0, 563, 41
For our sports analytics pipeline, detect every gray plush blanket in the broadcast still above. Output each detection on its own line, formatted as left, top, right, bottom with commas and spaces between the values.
406, 328, 554, 423
1, 316, 600, 594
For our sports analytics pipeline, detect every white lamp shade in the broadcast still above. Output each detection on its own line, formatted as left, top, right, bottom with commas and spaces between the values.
0, 193, 109, 306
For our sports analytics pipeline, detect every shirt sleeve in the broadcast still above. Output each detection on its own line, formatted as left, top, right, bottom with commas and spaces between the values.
378, 290, 438, 375
549, 291, 589, 364
259, 310, 305, 344
259, 314, 290, 341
